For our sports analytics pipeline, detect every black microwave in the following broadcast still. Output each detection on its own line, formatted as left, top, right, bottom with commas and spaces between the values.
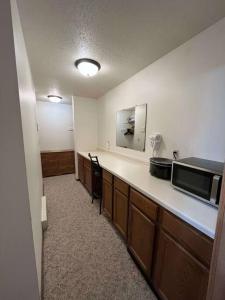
171, 157, 224, 207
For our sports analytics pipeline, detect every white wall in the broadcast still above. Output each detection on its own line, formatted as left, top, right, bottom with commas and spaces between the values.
37, 101, 74, 151
73, 96, 98, 175
0, 0, 40, 299
98, 17, 225, 163
11, 0, 43, 294
73, 97, 98, 152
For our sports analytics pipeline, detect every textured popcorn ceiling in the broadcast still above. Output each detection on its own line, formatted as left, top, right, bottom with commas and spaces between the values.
17, 0, 225, 101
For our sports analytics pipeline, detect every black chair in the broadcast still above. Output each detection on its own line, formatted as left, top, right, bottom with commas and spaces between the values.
88, 153, 102, 214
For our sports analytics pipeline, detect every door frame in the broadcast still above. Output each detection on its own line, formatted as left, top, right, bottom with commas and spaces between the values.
207, 165, 225, 300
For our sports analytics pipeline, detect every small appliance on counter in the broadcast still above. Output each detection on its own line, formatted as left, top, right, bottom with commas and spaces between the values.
150, 157, 173, 180
171, 157, 224, 207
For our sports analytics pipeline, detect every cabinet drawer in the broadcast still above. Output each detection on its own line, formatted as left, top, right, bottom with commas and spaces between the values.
114, 177, 129, 196
103, 169, 113, 184
161, 210, 213, 267
84, 158, 91, 168
130, 189, 158, 222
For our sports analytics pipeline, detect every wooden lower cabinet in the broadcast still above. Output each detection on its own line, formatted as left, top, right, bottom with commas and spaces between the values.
78, 155, 92, 194
153, 230, 209, 300
84, 161, 92, 194
128, 203, 155, 278
76, 162, 213, 300
78, 154, 84, 184
102, 179, 113, 219
113, 187, 128, 239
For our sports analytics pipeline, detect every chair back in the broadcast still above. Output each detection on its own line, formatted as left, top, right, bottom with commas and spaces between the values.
88, 153, 101, 173
88, 153, 102, 198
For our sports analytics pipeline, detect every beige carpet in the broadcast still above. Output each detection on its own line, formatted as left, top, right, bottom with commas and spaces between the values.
43, 174, 157, 300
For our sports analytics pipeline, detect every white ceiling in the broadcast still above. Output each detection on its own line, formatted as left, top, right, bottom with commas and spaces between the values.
17, 0, 225, 102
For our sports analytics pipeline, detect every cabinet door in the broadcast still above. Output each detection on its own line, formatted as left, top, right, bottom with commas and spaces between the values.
84, 164, 92, 194
128, 204, 155, 279
113, 188, 128, 239
78, 155, 84, 184
102, 179, 113, 219
153, 230, 209, 300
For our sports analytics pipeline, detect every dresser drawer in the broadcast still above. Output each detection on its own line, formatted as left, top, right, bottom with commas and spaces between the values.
103, 169, 113, 184
114, 177, 129, 196
160, 209, 213, 267
130, 189, 158, 222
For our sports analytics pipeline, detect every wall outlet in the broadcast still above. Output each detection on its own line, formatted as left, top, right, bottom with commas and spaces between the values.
173, 150, 179, 160
106, 140, 111, 151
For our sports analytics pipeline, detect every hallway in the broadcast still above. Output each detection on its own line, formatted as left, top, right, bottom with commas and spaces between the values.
43, 174, 156, 300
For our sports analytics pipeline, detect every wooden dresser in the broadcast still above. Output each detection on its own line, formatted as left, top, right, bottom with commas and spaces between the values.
41, 150, 75, 177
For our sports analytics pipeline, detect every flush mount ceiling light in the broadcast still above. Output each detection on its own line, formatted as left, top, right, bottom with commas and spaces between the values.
75, 58, 101, 77
47, 95, 62, 103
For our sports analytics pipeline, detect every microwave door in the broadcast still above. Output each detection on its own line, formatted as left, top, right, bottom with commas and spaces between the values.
210, 175, 221, 205
172, 164, 213, 201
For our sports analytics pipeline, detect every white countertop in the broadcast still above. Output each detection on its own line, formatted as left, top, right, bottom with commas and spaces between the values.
78, 151, 218, 239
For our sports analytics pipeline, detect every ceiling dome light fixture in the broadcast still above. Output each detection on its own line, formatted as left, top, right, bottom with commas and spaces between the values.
47, 95, 62, 103
75, 58, 101, 77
